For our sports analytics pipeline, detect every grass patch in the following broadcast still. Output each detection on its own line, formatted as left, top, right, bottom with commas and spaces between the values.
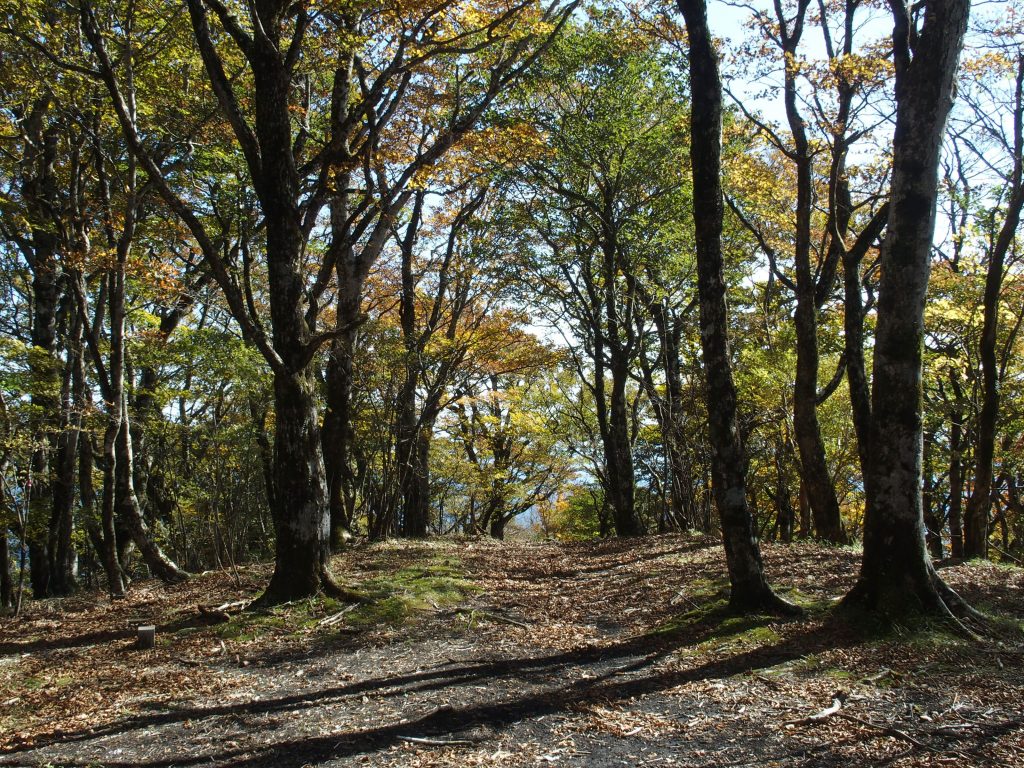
647, 586, 782, 652
212, 555, 478, 639
344, 559, 478, 629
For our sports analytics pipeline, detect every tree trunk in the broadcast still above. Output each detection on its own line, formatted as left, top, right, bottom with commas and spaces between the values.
844, 245, 873, 478
607, 357, 639, 536
323, 274, 360, 546
115, 399, 188, 583
774, 437, 795, 543
677, 0, 796, 614
923, 431, 944, 558
0, 528, 11, 610
948, 390, 965, 558
98, 423, 126, 597
400, 427, 433, 538
843, 0, 973, 621
48, 300, 82, 596
963, 57, 1024, 559
489, 515, 507, 540
260, 370, 337, 602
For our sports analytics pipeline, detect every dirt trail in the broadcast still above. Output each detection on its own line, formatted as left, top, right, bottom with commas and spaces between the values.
0, 535, 1021, 767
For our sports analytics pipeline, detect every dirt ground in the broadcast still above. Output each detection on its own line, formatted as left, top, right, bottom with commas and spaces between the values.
0, 534, 1022, 767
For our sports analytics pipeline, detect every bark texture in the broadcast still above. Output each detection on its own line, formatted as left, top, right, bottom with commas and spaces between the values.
677, 0, 796, 614
844, 0, 973, 619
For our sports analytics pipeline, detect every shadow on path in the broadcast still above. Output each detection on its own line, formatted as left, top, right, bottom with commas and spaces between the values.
0, 613, 853, 767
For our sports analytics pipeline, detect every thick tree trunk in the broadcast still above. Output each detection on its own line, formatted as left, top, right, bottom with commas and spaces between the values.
844, 0, 973, 621
677, 0, 796, 614
260, 370, 338, 602
607, 358, 640, 536
489, 515, 507, 540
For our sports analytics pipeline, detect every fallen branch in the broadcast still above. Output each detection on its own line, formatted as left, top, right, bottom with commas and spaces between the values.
215, 600, 248, 613
834, 713, 928, 750
319, 603, 359, 627
397, 735, 475, 747
785, 696, 844, 726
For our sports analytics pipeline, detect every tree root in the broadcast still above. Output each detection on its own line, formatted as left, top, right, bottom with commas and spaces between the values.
729, 587, 805, 617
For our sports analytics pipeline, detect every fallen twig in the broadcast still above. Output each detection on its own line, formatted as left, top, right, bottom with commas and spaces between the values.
319, 603, 359, 627
397, 735, 475, 747
215, 600, 248, 613
785, 696, 845, 726
834, 713, 928, 749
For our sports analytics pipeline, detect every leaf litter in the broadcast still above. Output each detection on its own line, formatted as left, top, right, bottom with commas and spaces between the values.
0, 534, 1021, 766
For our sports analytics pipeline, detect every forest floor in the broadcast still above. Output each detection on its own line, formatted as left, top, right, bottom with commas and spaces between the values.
0, 535, 1022, 768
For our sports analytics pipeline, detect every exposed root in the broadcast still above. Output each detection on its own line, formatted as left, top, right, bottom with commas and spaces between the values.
729, 587, 805, 618
839, 573, 986, 641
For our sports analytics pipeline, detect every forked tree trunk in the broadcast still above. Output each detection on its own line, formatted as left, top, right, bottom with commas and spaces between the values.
843, 0, 974, 620
677, 0, 796, 615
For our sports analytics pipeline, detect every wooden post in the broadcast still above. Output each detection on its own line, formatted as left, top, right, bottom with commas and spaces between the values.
136, 624, 156, 649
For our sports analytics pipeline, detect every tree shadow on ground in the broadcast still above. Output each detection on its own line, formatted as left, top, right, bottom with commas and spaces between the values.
0, 608, 853, 766
0, 628, 131, 656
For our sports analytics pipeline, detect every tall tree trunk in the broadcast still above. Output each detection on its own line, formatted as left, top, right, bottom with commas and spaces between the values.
607, 358, 639, 536
785, 0, 845, 544
844, 241, 873, 478
24, 106, 61, 600
600, 221, 639, 537
115, 399, 188, 583
48, 293, 82, 595
923, 430, 944, 558
0, 527, 11, 610
774, 436, 795, 543
948, 390, 965, 558
844, 0, 974, 621
322, 257, 360, 546
963, 56, 1024, 559
261, 369, 336, 601
677, 0, 796, 614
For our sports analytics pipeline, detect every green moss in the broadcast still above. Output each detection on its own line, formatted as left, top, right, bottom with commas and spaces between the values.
342, 557, 478, 629
213, 553, 478, 638
647, 592, 781, 653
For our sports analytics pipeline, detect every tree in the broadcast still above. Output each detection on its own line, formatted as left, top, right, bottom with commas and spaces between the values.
958, 37, 1024, 559
508, 15, 693, 536
676, 0, 797, 614
79, 0, 574, 602
843, 0, 975, 620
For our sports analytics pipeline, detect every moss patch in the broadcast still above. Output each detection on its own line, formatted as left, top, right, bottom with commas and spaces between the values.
344, 559, 478, 629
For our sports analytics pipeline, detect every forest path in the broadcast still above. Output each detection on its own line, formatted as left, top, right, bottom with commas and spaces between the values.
0, 535, 1022, 767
